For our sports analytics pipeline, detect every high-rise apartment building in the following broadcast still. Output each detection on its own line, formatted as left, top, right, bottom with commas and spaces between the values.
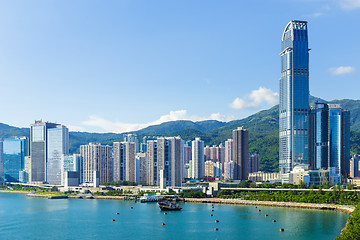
2, 137, 28, 182
308, 103, 350, 183
168, 137, 184, 187
249, 154, 260, 174
80, 143, 112, 185
191, 138, 204, 179
225, 139, 233, 163
113, 142, 136, 182
350, 155, 359, 178
279, 20, 310, 175
124, 134, 139, 153
30, 121, 69, 183
233, 127, 249, 180
136, 153, 147, 183
146, 140, 158, 185
224, 161, 233, 180
205, 160, 214, 177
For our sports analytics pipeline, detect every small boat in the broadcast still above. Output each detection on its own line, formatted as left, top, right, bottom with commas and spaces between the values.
48, 194, 68, 199
158, 199, 182, 211
139, 194, 160, 203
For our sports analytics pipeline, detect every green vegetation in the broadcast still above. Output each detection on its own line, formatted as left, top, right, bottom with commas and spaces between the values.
0, 184, 49, 192
94, 190, 133, 196
178, 191, 206, 198
216, 188, 360, 205
102, 181, 146, 186
336, 204, 360, 240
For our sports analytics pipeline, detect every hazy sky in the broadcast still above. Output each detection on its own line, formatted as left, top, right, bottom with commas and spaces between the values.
0, 0, 359, 133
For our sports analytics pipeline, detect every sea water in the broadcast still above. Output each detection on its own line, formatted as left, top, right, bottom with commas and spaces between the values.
0, 193, 349, 240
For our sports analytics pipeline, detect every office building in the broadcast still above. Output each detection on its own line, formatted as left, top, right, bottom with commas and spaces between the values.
2, 137, 28, 182
279, 20, 310, 175
61, 154, 81, 186
191, 138, 204, 179
30, 121, 69, 183
308, 103, 350, 184
46, 125, 69, 185
233, 127, 249, 180
80, 143, 112, 185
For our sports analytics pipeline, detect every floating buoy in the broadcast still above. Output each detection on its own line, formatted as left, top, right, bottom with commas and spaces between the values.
112, 219, 116, 222
211, 209, 214, 212
265, 214, 268, 217
116, 213, 119, 215
164, 212, 167, 215
258, 209, 261, 212
162, 223, 166, 226
273, 220, 276, 223
214, 228, 219, 231
131, 207, 133, 209
255, 206, 257, 208
210, 214, 213, 216
280, 228, 284, 232
215, 220, 219, 223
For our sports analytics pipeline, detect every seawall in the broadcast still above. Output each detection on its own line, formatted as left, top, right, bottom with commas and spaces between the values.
184, 198, 355, 214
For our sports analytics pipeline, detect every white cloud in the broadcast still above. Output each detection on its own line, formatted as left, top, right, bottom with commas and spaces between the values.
330, 66, 356, 75
230, 87, 279, 110
338, 0, 360, 10
67, 125, 86, 132
81, 110, 235, 133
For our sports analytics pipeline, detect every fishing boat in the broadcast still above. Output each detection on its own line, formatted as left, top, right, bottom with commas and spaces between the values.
157, 199, 182, 211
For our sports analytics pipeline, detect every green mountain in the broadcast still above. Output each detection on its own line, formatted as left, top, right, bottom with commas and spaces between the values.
134, 120, 226, 136
0, 97, 359, 173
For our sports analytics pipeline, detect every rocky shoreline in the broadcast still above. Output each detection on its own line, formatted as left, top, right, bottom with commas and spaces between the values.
184, 198, 355, 214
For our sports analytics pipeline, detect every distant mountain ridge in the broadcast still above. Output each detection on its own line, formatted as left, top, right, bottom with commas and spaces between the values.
1, 96, 359, 172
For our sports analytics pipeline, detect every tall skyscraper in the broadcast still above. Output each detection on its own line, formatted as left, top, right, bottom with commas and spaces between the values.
47, 125, 69, 185
80, 143, 112, 185
191, 138, 204, 179
279, 20, 310, 175
2, 137, 28, 182
30, 121, 69, 183
233, 127, 249, 180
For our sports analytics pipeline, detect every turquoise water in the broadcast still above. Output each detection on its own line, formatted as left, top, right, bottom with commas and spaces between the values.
0, 193, 349, 240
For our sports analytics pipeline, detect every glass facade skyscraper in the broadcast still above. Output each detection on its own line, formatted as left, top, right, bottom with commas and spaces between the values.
279, 20, 310, 174
2, 137, 28, 182
308, 103, 350, 184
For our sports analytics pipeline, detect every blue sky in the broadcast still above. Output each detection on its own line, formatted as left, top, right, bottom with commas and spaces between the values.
0, 0, 359, 133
